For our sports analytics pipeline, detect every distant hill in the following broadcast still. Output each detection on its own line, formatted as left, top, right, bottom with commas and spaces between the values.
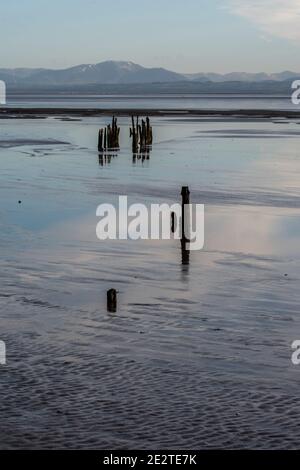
0, 60, 299, 94
0, 61, 183, 86
185, 71, 300, 83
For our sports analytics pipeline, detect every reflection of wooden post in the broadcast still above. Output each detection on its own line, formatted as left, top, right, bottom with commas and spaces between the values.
181, 238, 190, 266
107, 289, 117, 312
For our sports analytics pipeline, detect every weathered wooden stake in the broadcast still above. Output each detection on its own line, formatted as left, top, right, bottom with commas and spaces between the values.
146, 116, 153, 145
181, 186, 190, 241
107, 289, 117, 312
171, 211, 176, 233
131, 116, 138, 152
104, 127, 107, 149
98, 129, 103, 151
180, 187, 190, 266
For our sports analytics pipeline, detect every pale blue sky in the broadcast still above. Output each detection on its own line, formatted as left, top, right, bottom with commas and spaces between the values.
1, 0, 300, 72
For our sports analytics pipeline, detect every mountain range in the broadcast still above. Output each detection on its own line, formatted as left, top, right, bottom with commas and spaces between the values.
1, 60, 299, 88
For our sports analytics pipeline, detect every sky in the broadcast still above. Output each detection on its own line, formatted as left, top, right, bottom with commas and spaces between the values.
1, 0, 300, 73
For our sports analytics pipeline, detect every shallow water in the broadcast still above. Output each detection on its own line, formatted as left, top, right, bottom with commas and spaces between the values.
5, 93, 299, 111
0, 115, 300, 449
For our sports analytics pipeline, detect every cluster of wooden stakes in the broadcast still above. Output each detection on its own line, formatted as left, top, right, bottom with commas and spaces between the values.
130, 116, 153, 152
98, 116, 153, 154
98, 116, 120, 151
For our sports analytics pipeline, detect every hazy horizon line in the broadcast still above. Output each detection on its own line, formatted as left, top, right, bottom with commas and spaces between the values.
0, 60, 299, 76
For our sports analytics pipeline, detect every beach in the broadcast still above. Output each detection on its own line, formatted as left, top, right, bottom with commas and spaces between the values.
0, 110, 300, 449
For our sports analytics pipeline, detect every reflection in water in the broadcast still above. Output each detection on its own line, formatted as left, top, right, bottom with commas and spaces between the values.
171, 205, 190, 269
170, 207, 191, 269
181, 237, 190, 269
98, 152, 119, 166
132, 146, 152, 163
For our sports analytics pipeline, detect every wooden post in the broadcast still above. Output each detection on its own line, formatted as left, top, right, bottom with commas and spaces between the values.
112, 116, 116, 147
111, 116, 120, 148
141, 120, 146, 148
131, 115, 138, 152
181, 187, 190, 266
146, 117, 152, 145
108, 124, 112, 149
146, 117, 150, 138
171, 211, 176, 233
181, 186, 190, 241
98, 129, 103, 151
112, 116, 115, 142
117, 127, 120, 147
104, 128, 107, 149
107, 289, 117, 312
138, 124, 142, 148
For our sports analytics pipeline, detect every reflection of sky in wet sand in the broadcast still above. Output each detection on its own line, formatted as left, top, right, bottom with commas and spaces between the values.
1, 116, 300, 449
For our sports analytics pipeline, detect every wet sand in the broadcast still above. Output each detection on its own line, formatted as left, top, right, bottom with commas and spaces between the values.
0, 139, 69, 148
1, 107, 300, 119
0, 115, 300, 449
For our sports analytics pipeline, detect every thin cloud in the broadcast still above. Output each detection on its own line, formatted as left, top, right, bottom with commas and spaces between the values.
228, 0, 300, 41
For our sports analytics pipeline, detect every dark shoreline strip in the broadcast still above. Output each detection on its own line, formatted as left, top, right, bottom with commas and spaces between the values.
1, 107, 300, 119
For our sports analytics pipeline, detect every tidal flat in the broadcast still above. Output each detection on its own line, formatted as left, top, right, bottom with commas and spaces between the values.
0, 114, 300, 449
